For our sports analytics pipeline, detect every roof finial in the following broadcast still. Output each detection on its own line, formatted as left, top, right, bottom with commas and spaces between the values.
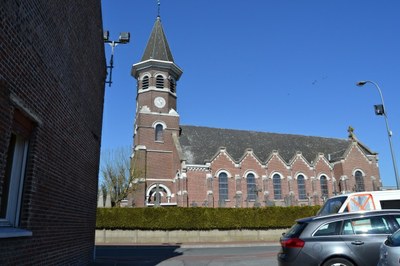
348, 125, 357, 141
157, 0, 161, 18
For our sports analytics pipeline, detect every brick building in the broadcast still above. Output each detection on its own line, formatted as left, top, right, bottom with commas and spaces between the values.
0, 1, 105, 264
129, 16, 381, 208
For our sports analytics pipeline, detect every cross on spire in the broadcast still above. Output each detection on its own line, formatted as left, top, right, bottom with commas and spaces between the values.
157, 0, 161, 17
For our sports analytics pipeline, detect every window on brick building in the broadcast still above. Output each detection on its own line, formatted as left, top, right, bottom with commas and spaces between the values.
297, 174, 307, 200
146, 184, 173, 206
142, 76, 149, 90
355, 170, 365, 192
155, 124, 164, 142
156, 75, 164, 89
169, 77, 176, 93
1, 109, 34, 228
218, 172, 228, 202
273, 174, 282, 200
320, 175, 329, 197
246, 173, 256, 201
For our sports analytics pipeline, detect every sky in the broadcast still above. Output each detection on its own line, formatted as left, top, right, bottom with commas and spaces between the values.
100, 0, 400, 187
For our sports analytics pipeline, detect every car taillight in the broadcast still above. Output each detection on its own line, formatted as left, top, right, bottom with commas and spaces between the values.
281, 238, 305, 248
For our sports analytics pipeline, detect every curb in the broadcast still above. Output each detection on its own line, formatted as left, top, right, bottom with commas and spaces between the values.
180, 241, 280, 248
95, 241, 280, 248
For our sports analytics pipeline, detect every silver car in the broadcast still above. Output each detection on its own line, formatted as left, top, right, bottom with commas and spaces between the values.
278, 210, 400, 266
378, 228, 400, 266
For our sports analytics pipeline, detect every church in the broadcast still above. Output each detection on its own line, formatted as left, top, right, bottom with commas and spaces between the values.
128, 15, 381, 208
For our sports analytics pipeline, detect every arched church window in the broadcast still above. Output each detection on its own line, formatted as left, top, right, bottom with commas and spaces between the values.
246, 173, 256, 201
320, 175, 329, 197
147, 184, 169, 205
155, 124, 164, 141
273, 174, 282, 200
355, 170, 365, 191
156, 75, 164, 89
169, 78, 176, 93
142, 76, 149, 90
297, 174, 307, 200
218, 172, 228, 202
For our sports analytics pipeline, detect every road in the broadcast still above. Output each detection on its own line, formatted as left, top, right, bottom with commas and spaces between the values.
94, 244, 280, 266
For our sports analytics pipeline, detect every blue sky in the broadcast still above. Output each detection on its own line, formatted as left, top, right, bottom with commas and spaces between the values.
100, 0, 400, 187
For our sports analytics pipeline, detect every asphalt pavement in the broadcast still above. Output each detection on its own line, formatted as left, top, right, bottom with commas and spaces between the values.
93, 241, 280, 266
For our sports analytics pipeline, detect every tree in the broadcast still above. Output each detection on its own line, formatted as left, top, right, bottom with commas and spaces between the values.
100, 146, 137, 207
99, 183, 107, 207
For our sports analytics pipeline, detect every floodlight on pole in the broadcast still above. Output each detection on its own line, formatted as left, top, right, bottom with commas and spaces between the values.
356, 80, 400, 189
104, 31, 130, 87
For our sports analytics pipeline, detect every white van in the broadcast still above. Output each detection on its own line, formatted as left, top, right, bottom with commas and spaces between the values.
317, 190, 400, 216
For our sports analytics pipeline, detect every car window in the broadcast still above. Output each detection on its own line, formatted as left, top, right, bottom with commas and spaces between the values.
343, 220, 354, 235
314, 221, 342, 236
317, 196, 347, 215
342, 216, 391, 235
284, 222, 307, 238
380, 200, 400, 209
393, 215, 400, 228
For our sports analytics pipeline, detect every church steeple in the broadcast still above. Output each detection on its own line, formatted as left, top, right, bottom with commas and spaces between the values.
131, 13, 183, 136
129, 11, 183, 208
141, 16, 174, 62
131, 16, 182, 81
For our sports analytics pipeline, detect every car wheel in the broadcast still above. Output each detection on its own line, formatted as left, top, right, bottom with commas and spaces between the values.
322, 257, 355, 266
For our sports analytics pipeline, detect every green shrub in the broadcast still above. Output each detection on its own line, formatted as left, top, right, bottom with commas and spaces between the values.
96, 206, 320, 230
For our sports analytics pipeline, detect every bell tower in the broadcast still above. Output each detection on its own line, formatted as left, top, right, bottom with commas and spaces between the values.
130, 15, 183, 207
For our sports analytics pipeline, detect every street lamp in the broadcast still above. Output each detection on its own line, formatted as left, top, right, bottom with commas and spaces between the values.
356, 80, 400, 189
104, 31, 130, 87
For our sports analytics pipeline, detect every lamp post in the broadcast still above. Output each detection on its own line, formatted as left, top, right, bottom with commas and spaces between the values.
356, 80, 400, 189
103, 31, 130, 87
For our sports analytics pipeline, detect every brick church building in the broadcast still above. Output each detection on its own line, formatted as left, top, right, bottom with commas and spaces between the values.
129, 16, 381, 208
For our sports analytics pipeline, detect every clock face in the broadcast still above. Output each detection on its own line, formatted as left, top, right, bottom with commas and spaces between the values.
154, 97, 166, 108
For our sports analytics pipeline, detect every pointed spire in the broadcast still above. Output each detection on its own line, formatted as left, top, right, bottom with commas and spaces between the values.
140, 16, 174, 62
131, 6, 182, 80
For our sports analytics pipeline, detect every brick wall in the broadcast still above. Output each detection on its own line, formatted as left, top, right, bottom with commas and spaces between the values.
131, 131, 381, 208
0, 1, 106, 264
183, 144, 381, 208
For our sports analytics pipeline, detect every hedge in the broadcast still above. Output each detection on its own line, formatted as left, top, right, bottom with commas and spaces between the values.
96, 206, 320, 230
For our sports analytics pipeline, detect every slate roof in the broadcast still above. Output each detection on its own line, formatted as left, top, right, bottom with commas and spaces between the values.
178, 125, 358, 165
141, 16, 174, 62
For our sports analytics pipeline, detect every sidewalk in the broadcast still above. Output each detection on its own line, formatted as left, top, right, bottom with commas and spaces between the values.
95, 229, 286, 245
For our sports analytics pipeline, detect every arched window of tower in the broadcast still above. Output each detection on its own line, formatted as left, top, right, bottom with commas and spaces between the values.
155, 124, 164, 142
142, 76, 149, 90
169, 77, 176, 93
156, 75, 164, 89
